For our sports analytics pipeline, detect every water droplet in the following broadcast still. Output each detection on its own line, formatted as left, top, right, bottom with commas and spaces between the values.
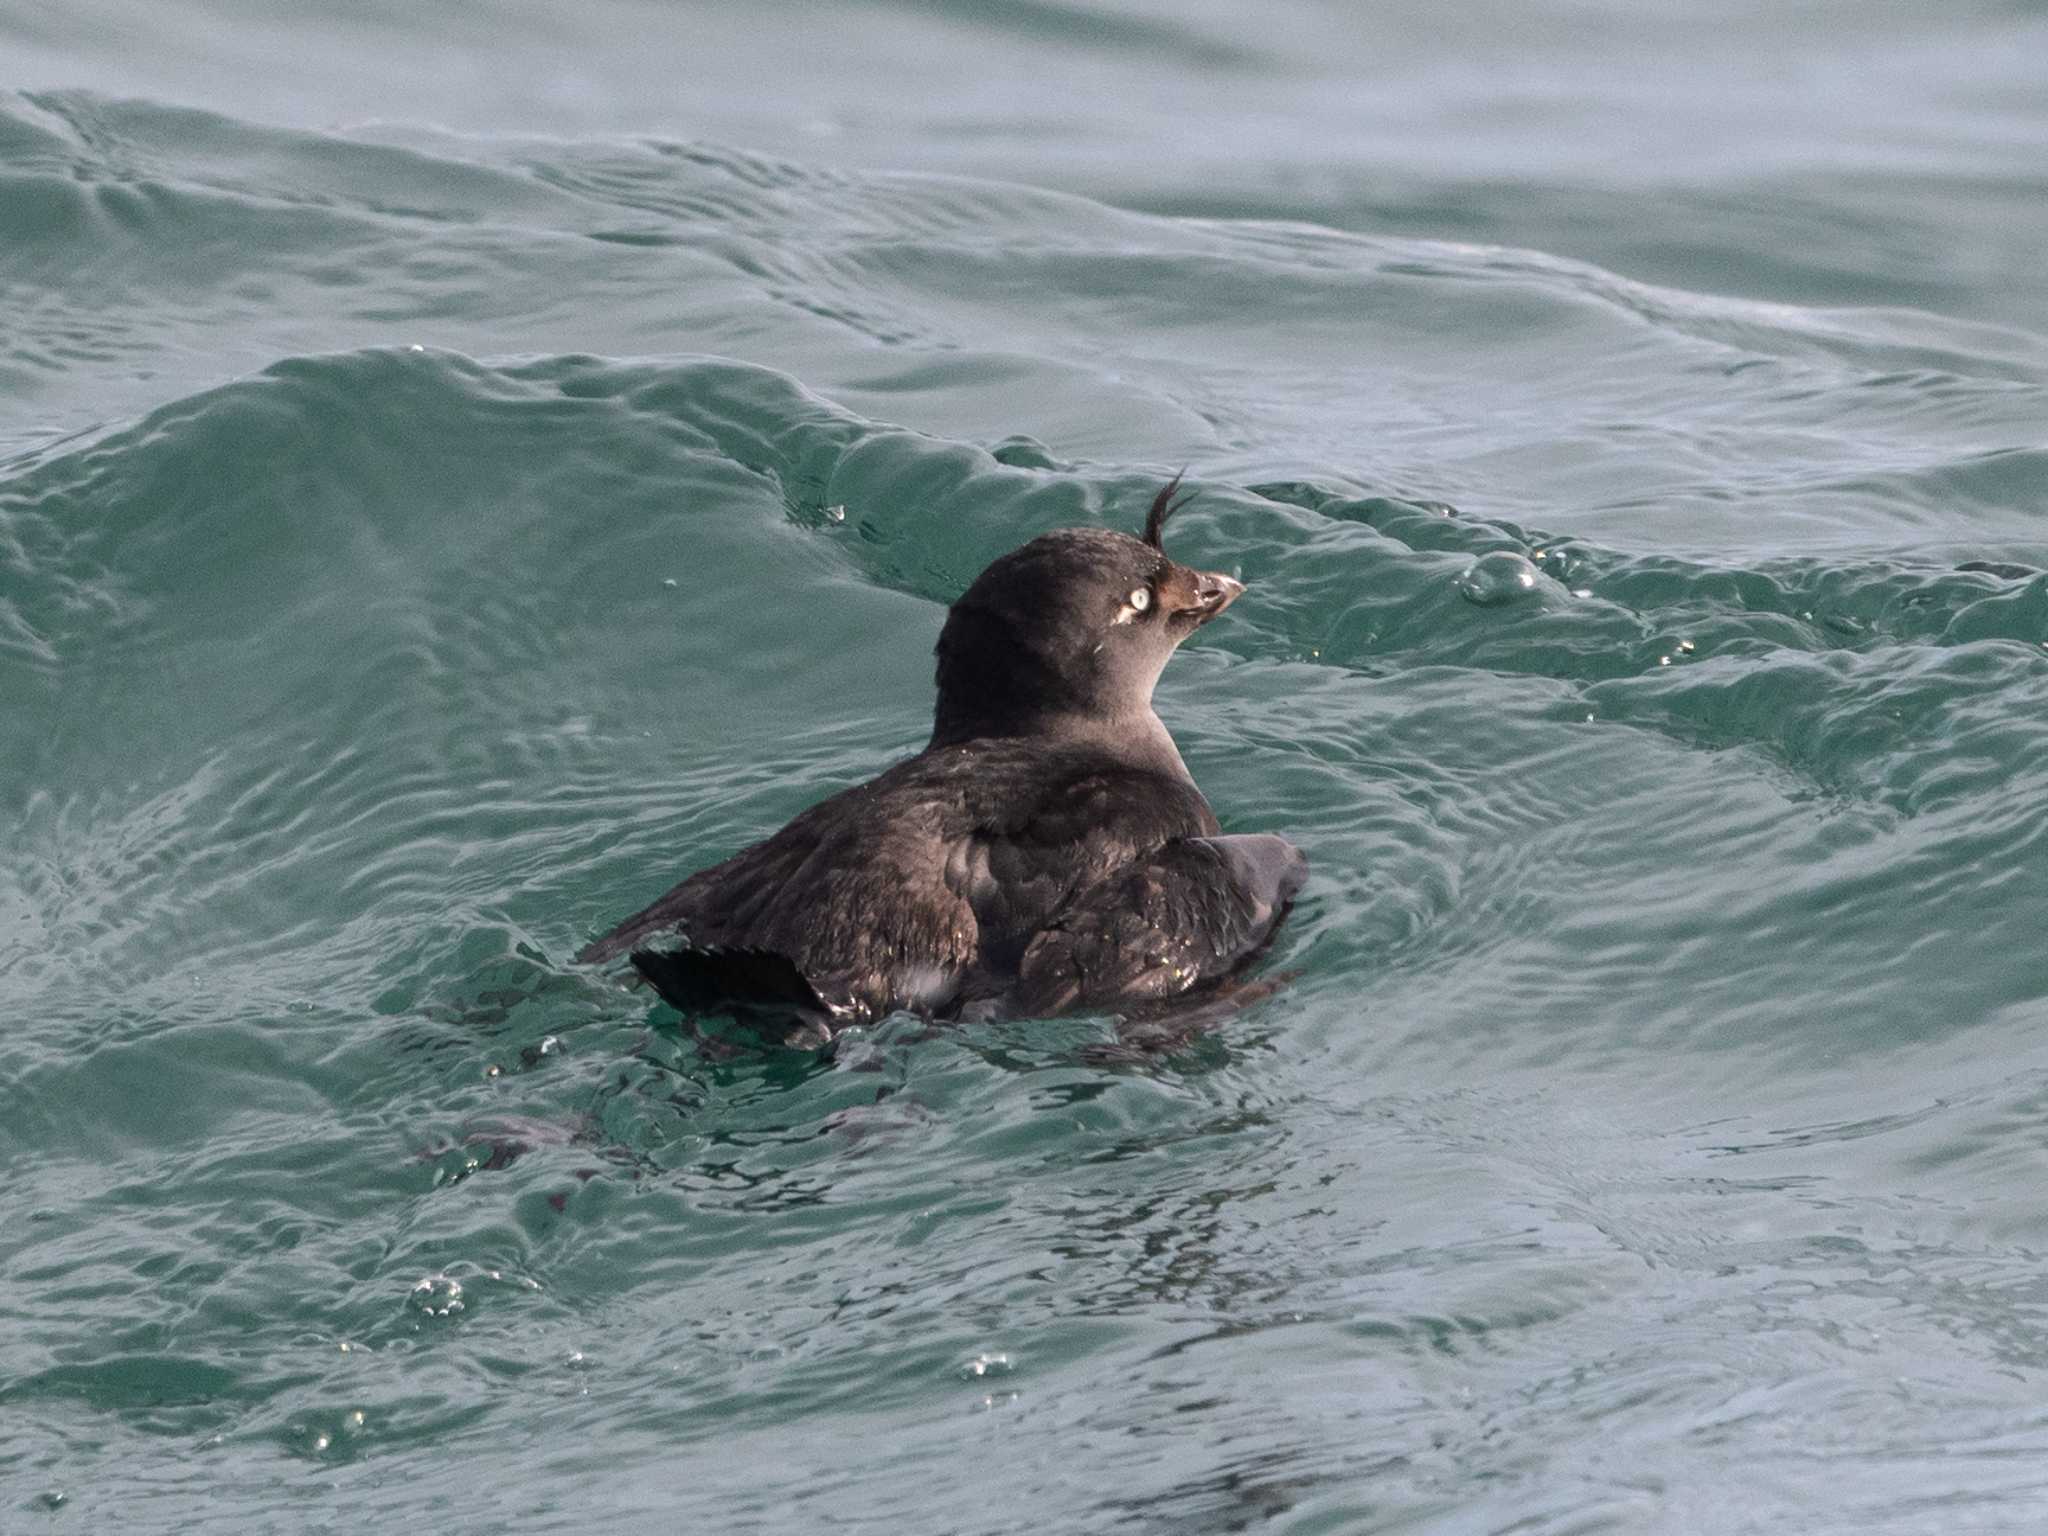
1659, 655, 1672, 666
538, 1035, 560, 1055
1456, 551, 1542, 607
958, 1352, 1014, 1380
1678, 639, 1696, 653
484, 1064, 501, 1078
313, 1433, 331, 1452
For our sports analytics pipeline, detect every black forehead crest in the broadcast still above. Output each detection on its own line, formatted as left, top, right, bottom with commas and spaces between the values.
1143, 474, 1196, 551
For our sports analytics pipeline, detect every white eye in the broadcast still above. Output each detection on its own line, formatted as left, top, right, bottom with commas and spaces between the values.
1128, 586, 1151, 612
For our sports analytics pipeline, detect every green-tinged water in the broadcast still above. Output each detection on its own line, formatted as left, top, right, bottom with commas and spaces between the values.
4, 6, 2048, 1531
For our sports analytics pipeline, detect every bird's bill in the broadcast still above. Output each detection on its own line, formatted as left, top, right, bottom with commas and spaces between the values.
1165, 566, 1246, 627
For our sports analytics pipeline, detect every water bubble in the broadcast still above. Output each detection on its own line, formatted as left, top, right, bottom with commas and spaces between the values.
958, 1352, 1014, 1380
990, 435, 1058, 469
410, 1273, 465, 1318
1457, 551, 1542, 607
289, 1410, 367, 1459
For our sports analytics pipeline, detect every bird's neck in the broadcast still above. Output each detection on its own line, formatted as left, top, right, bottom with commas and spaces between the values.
928, 701, 1192, 781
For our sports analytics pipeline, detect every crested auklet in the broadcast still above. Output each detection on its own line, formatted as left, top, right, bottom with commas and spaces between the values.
579, 478, 1306, 1035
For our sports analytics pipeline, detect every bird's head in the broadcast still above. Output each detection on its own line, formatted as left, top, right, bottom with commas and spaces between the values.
930, 478, 1244, 749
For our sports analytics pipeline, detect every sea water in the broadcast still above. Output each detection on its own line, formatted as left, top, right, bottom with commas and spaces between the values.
4, 4, 2048, 1531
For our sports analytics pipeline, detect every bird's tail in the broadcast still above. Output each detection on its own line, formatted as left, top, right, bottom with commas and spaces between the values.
629, 944, 846, 1020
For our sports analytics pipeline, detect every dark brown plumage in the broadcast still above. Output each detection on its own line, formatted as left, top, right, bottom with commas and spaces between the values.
580, 480, 1305, 1035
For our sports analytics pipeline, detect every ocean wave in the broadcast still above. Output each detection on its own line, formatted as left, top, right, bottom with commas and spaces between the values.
7, 75, 2048, 1532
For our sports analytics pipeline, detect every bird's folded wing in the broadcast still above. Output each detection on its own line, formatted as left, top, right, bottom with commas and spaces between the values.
577, 748, 1233, 1023
1009, 833, 1307, 1016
